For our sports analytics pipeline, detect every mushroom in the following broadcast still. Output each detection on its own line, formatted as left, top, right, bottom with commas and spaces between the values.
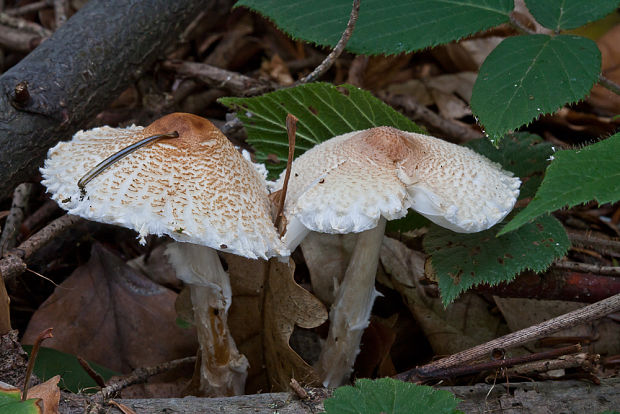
41, 112, 288, 396
276, 126, 520, 386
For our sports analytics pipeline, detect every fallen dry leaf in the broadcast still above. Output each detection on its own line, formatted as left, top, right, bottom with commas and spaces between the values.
263, 258, 327, 390
127, 243, 181, 289
379, 237, 506, 356
260, 54, 294, 85
588, 24, 620, 115
223, 254, 327, 391
28, 375, 60, 414
300, 232, 357, 305
385, 72, 476, 120
220, 253, 269, 393
23, 243, 197, 373
353, 316, 397, 379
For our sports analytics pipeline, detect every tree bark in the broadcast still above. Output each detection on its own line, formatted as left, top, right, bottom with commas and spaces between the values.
0, 0, 219, 198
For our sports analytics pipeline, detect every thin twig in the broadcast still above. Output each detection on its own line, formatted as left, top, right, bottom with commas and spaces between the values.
553, 260, 620, 276
100, 356, 196, 400
0, 183, 33, 255
0, 214, 82, 282
509, 12, 536, 35
0, 12, 52, 37
163, 60, 276, 96
5, 1, 51, 16
407, 344, 581, 380
598, 74, 620, 96
509, 352, 599, 377
22, 327, 53, 401
397, 292, 620, 380
275, 114, 297, 233
568, 230, 620, 254
52, 0, 67, 29
77, 356, 106, 388
296, 0, 360, 84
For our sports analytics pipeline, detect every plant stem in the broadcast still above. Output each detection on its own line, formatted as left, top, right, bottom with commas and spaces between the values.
22, 327, 53, 401
297, 0, 360, 84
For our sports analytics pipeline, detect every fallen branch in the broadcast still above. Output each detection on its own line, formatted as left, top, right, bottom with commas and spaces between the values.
407, 344, 582, 381
0, 0, 220, 198
0, 214, 82, 281
398, 292, 620, 379
163, 60, 275, 96
379, 91, 484, 143
99, 356, 196, 400
553, 260, 620, 276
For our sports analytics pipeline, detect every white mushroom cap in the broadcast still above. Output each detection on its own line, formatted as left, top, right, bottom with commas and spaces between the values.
41, 112, 287, 259
277, 127, 520, 247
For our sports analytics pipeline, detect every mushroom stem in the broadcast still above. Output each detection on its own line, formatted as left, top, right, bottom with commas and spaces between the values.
315, 217, 387, 387
166, 242, 248, 396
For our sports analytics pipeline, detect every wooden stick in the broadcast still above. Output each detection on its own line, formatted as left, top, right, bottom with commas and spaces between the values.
398, 292, 620, 380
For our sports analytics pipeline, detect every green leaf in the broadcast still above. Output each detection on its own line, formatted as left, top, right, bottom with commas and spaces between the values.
0, 400, 41, 414
0, 387, 41, 414
525, 0, 620, 31
471, 35, 601, 144
466, 132, 554, 199
424, 214, 569, 305
500, 133, 620, 234
324, 378, 460, 414
236, 0, 513, 55
219, 83, 423, 177
386, 211, 430, 233
22, 346, 119, 393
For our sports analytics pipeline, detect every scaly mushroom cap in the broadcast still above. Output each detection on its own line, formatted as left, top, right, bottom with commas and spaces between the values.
277, 127, 520, 242
41, 112, 287, 259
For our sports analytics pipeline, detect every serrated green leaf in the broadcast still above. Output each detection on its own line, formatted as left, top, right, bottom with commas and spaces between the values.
424, 214, 569, 305
525, 0, 620, 31
466, 132, 554, 199
22, 346, 119, 393
471, 35, 601, 144
324, 378, 460, 414
500, 133, 620, 235
219, 83, 423, 177
236, 0, 512, 55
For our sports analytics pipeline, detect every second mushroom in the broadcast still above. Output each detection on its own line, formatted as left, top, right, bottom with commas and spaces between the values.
276, 126, 521, 387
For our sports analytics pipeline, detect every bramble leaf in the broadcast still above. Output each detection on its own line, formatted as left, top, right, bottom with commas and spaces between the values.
425, 214, 569, 306
236, 0, 512, 55
501, 133, 620, 234
0, 385, 41, 414
471, 35, 600, 144
525, 0, 620, 31
324, 378, 461, 414
466, 132, 554, 199
219, 83, 423, 177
